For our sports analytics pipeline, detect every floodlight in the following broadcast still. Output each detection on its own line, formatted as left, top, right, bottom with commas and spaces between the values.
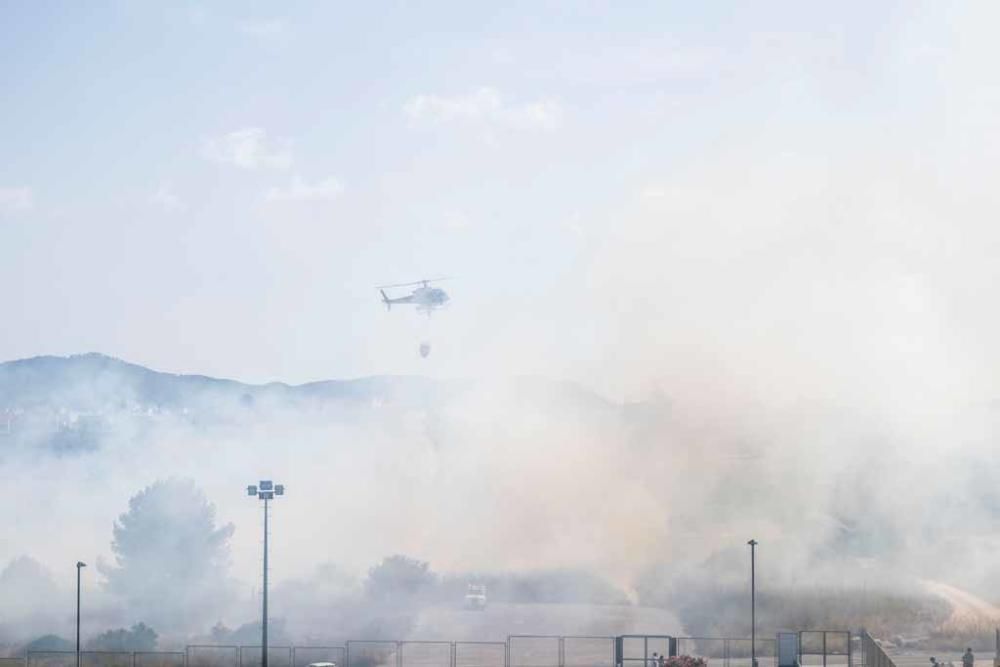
259, 480, 273, 491
247, 485, 258, 496
260, 491, 274, 500
274, 485, 284, 496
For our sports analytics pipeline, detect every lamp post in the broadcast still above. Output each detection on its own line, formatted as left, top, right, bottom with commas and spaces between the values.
76, 561, 86, 667
748, 540, 758, 667
247, 481, 284, 667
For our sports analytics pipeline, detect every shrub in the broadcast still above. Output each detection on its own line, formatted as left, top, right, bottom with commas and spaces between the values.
665, 657, 708, 667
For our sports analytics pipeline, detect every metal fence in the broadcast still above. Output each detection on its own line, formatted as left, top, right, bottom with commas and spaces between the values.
187, 646, 237, 667
26, 652, 76, 667
564, 637, 614, 667
346, 641, 399, 667
134, 652, 186, 667
82, 653, 133, 667
291, 647, 346, 667
399, 642, 452, 667
25, 653, 183, 667
799, 632, 850, 667
858, 634, 895, 667
8, 631, 852, 667
454, 642, 505, 667
238, 647, 293, 667
675, 637, 777, 667
618, 635, 674, 667
509, 637, 561, 667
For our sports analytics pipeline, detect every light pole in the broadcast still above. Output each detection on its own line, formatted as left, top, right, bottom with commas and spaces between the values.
247, 481, 284, 667
748, 540, 758, 667
76, 561, 86, 667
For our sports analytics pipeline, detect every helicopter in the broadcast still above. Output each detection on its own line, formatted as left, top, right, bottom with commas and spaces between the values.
377, 278, 450, 315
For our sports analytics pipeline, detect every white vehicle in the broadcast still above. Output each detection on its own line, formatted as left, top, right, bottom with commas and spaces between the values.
464, 583, 487, 610
307, 662, 337, 667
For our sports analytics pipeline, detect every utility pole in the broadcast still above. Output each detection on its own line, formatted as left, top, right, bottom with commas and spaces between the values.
76, 561, 86, 667
248, 481, 284, 667
748, 540, 758, 667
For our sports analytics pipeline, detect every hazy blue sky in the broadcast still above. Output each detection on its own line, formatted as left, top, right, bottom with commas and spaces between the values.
3, 1, 1000, 400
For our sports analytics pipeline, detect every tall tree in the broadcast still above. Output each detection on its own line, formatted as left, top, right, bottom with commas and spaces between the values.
0, 556, 62, 640
364, 555, 436, 601
87, 623, 158, 651
100, 479, 235, 633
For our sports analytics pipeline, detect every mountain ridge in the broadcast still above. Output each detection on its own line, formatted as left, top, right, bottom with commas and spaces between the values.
0, 352, 474, 411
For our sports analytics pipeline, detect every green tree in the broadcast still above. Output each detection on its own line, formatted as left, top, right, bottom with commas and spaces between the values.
24, 635, 73, 652
87, 623, 158, 651
100, 479, 235, 633
364, 555, 436, 601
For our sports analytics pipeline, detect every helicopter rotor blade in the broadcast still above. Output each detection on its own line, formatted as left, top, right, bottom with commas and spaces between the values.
376, 277, 452, 289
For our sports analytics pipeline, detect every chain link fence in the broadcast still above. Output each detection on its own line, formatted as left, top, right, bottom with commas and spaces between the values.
399, 643, 451, 667
673, 637, 777, 667
81, 652, 133, 667
564, 637, 613, 667
454, 643, 505, 667
346, 641, 399, 667
239, 647, 292, 667
619, 635, 673, 667
26, 652, 76, 667
12, 629, 850, 667
509, 636, 560, 667
800, 632, 850, 667
133, 652, 185, 667
292, 647, 345, 667
187, 646, 237, 667
859, 633, 896, 667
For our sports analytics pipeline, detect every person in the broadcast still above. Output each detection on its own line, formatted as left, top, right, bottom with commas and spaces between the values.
930, 658, 939, 667
658, 654, 666, 667
963, 648, 975, 667
651, 653, 659, 667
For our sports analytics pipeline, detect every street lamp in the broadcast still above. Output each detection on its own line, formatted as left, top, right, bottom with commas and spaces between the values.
247, 481, 284, 667
76, 561, 86, 667
748, 540, 758, 667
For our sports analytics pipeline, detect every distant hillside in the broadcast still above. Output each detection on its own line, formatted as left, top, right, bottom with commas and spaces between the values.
0, 353, 458, 410
0, 353, 618, 455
